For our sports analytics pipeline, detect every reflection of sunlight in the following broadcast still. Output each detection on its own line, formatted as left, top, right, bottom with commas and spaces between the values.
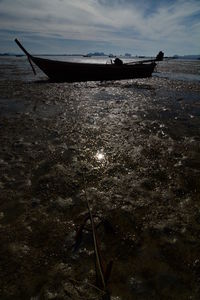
95, 150, 106, 162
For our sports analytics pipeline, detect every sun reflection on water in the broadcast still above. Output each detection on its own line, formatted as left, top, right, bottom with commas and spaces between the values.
95, 149, 106, 162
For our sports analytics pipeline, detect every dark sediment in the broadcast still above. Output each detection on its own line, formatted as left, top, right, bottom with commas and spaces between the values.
0, 58, 200, 299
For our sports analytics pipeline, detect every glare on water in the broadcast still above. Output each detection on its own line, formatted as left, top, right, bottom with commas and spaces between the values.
95, 150, 106, 162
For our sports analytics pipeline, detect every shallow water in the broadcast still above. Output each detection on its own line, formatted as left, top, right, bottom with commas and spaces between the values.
0, 57, 200, 299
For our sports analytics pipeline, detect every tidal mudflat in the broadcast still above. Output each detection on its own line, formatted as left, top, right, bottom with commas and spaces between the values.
0, 57, 200, 299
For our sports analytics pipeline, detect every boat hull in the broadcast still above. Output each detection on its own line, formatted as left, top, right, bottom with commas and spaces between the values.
31, 56, 156, 82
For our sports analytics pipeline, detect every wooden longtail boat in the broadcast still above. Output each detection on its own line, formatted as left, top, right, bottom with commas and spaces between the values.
15, 39, 163, 82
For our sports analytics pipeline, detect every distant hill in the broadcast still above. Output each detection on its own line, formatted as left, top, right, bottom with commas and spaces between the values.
87, 52, 106, 56
173, 54, 200, 59
0, 53, 16, 56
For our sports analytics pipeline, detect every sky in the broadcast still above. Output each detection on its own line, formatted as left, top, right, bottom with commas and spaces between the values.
0, 0, 200, 55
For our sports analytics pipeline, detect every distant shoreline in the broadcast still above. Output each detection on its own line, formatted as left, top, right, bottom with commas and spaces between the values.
0, 53, 200, 60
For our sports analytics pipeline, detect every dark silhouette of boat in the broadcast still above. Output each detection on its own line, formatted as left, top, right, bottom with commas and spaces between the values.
15, 39, 163, 82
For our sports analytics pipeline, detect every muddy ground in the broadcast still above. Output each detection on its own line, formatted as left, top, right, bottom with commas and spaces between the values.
0, 59, 200, 299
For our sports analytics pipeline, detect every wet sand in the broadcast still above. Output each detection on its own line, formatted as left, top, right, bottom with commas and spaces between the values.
0, 58, 200, 299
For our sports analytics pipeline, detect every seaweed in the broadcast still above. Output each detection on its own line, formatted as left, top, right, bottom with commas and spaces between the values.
73, 175, 113, 299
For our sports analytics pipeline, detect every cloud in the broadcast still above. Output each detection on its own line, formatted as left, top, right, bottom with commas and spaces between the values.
0, 0, 199, 54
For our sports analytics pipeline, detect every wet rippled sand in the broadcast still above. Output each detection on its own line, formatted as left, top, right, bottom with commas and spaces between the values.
0, 58, 200, 299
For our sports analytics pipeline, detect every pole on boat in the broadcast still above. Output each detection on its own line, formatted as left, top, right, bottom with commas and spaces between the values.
14, 38, 37, 75
125, 51, 164, 65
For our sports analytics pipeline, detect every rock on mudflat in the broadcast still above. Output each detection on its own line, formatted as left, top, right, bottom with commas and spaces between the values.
0, 212, 4, 220
9, 243, 30, 258
55, 196, 74, 208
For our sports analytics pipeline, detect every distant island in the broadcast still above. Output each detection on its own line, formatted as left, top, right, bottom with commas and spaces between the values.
172, 54, 200, 60
0, 53, 17, 56
84, 52, 106, 57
